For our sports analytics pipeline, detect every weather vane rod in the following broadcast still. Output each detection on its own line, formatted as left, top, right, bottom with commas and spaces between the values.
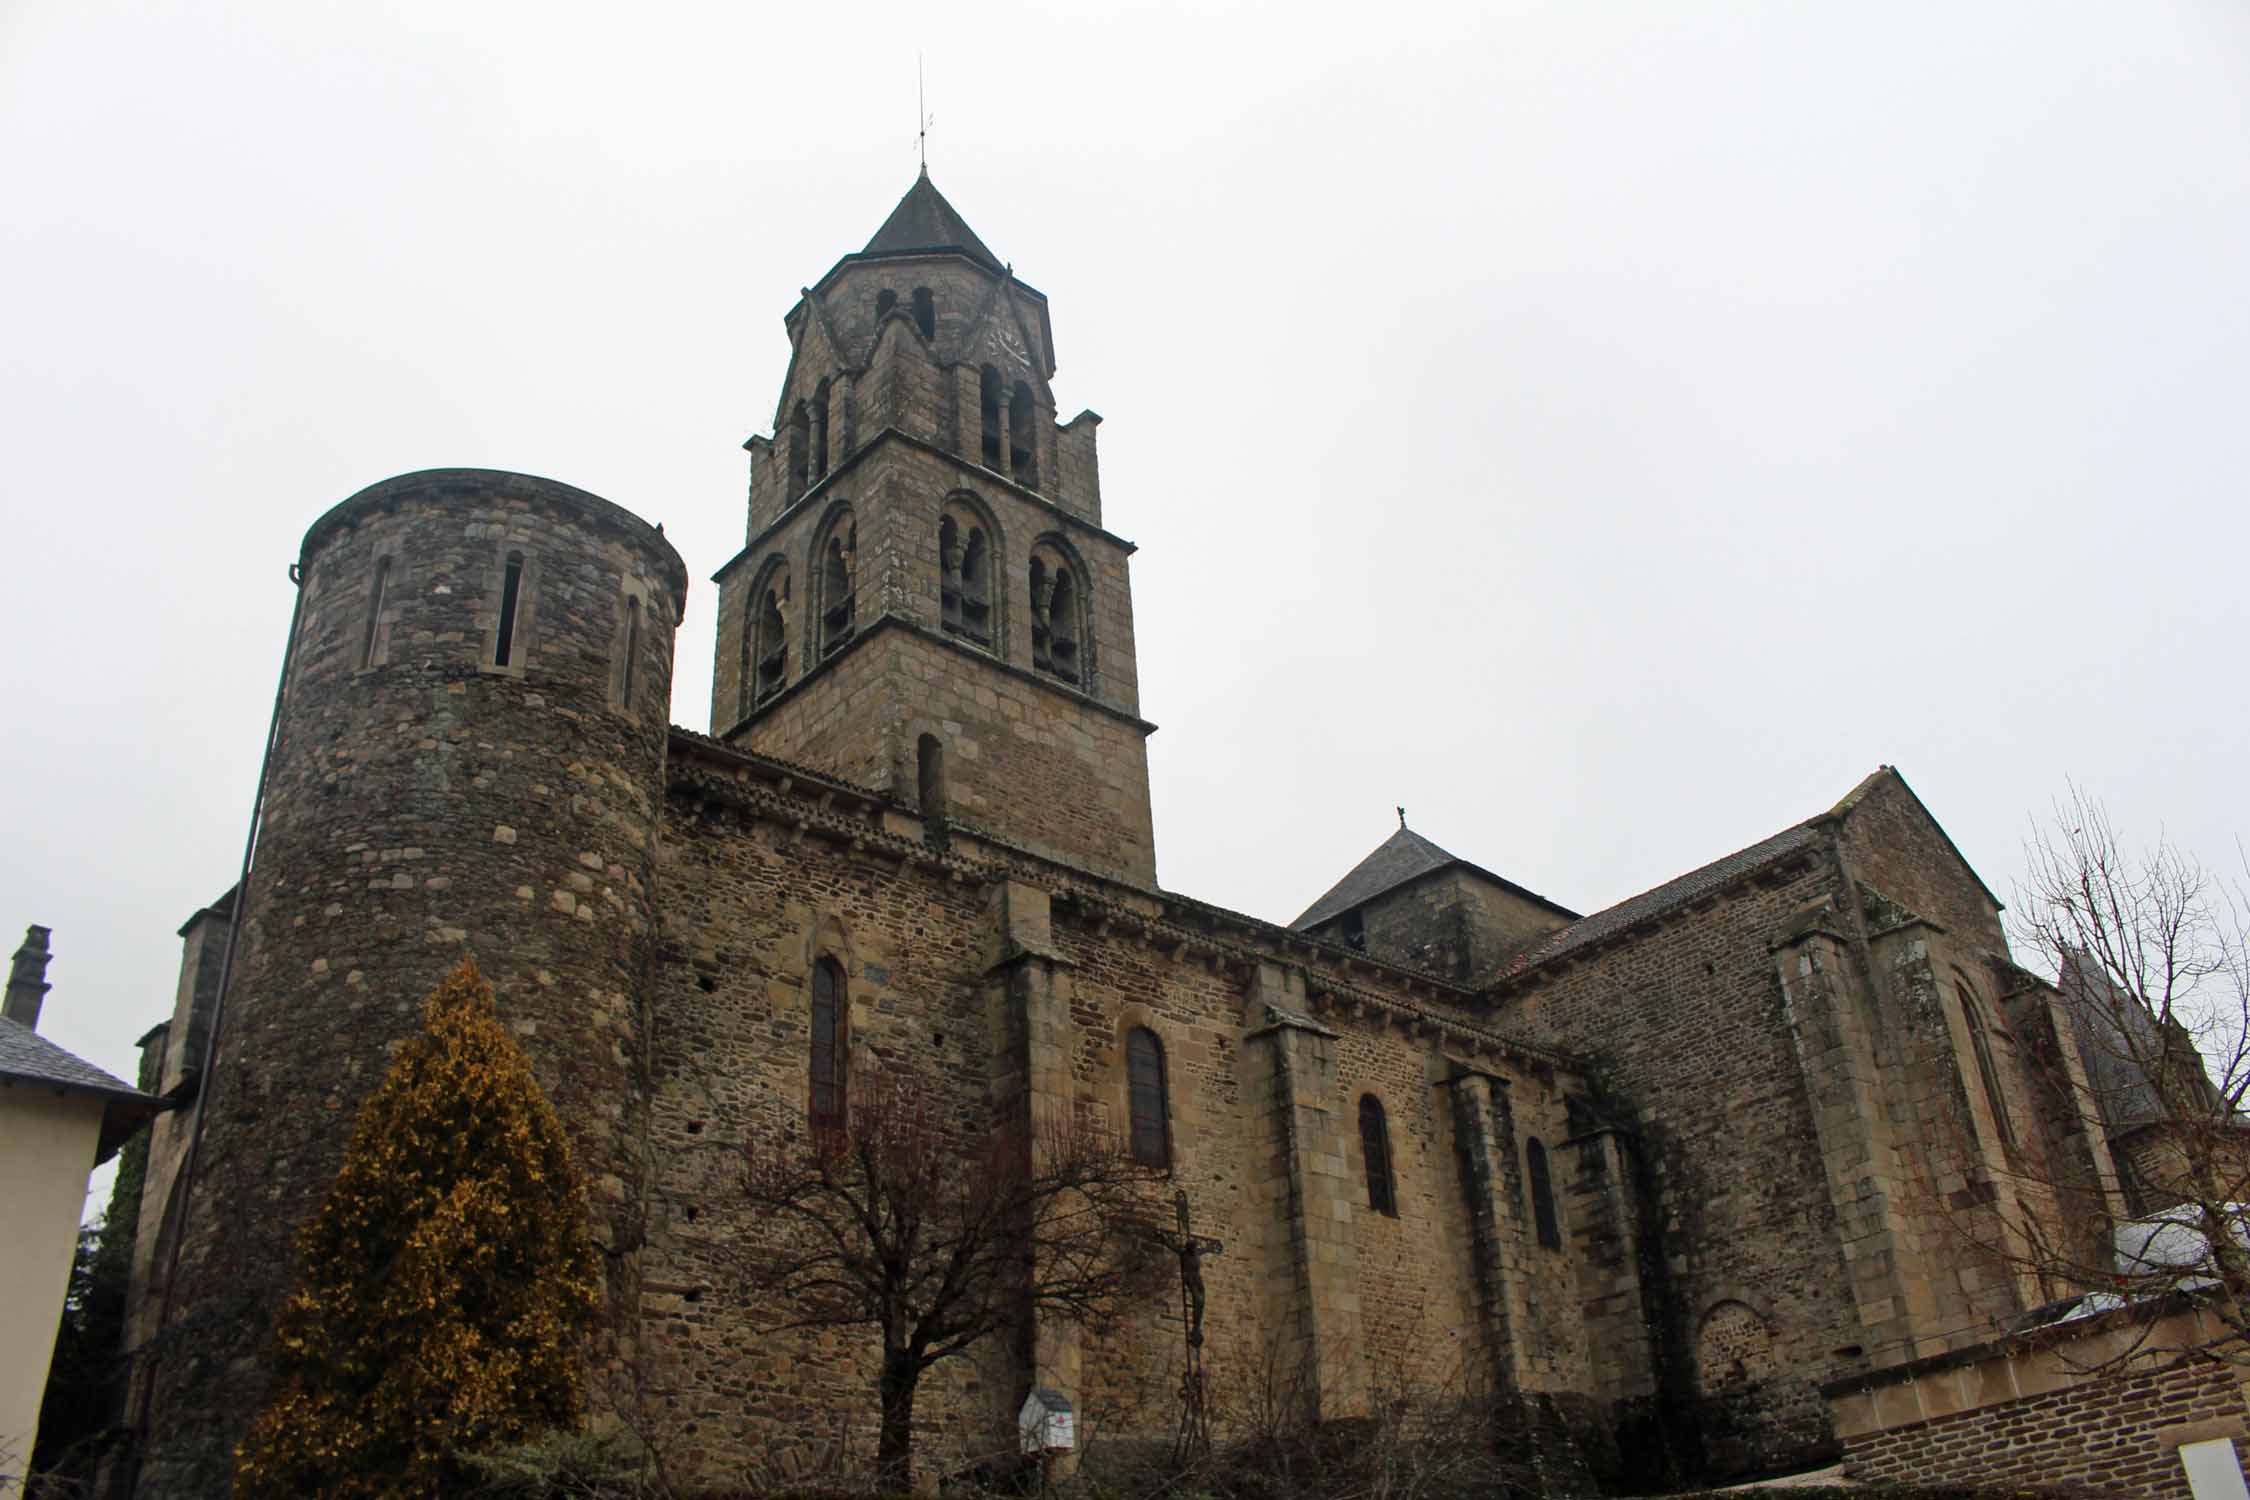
918, 56, 931, 175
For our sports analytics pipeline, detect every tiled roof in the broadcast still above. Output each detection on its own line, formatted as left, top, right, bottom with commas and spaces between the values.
0, 1015, 145, 1100
1502, 822, 1827, 977
1292, 827, 1465, 931
862, 171, 1002, 271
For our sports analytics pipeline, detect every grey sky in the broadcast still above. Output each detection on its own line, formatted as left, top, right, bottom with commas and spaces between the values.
4, 0, 2246, 1130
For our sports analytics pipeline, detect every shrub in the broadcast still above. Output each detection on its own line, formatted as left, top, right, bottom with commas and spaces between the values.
232, 956, 603, 1499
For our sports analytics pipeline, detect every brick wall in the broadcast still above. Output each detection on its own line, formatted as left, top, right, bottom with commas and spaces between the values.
1832, 1307, 2250, 1499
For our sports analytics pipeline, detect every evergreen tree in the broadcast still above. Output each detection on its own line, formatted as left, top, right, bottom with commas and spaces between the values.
233, 956, 602, 1499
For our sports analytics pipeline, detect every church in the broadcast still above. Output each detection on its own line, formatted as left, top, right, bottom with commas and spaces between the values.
119, 172, 2138, 1497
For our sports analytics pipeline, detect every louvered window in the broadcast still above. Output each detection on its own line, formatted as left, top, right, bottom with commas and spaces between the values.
811, 958, 846, 1132
1127, 1027, 1170, 1169
1360, 1095, 1397, 1216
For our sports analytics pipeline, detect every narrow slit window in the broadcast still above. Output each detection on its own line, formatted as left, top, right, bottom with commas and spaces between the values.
1360, 1095, 1397, 1216
1127, 1027, 1170, 1169
1958, 977, 2017, 1149
1527, 1137, 1561, 1249
360, 556, 391, 669
876, 288, 898, 322
812, 379, 831, 478
494, 552, 525, 667
979, 365, 1003, 470
1009, 381, 1037, 489
811, 957, 847, 1133
620, 596, 641, 707
917, 733, 945, 822
912, 287, 935, 341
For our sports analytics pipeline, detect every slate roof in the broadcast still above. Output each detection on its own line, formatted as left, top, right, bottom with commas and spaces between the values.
1502, 822, 1825, 975
862, 170, 1002, 271
0, 1014, 145, 1101
1292, 827, 1472, 931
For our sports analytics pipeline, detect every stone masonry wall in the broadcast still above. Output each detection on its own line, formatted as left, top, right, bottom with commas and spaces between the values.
1497, 853, 1861, 1477
135, 471, 685, 1500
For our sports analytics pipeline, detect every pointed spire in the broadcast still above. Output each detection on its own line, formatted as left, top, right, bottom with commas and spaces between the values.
862, 173, 1002, 272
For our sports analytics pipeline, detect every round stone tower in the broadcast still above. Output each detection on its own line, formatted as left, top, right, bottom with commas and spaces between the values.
139, 469, 686, 1497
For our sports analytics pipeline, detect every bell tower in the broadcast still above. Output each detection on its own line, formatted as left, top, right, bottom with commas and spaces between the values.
711, 172, 1158, 887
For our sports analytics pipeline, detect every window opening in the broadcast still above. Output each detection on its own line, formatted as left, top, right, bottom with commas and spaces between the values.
1009, 381, 1037, 490
788, 402, 811, 499
811, 957, 847, 1132
620, 596, 641, 707
1528, 1137, 1561, 1249
1127, 1027, 1170, 1169
752, 574, 788, 708
939, 514, 992, 646
1340, 908, 1367, 952
917, 733, 946, 831
1032, 557, 1081, 684
1958, 978, 2017, 1149
811, 379, 831, 478
494, 552, 525, 667
360, 556, 391, 669
979, 365, 1003, 470
821, 524, 856, 657
912, 287, 936, 341
1360, 1095, 1397, 1216
876, 288, 898, 322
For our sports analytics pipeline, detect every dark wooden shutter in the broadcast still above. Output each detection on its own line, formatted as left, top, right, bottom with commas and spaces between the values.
1359, 1095, 1397, 1216
1127, 1028, 1169, 1168
1528, 1137, 1560, 1249
811, 958, 845, 1130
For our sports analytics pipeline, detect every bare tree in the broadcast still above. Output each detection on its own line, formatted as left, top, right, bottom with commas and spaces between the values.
724, 1071, 1165, 1491
2000, 786, 2250, 1353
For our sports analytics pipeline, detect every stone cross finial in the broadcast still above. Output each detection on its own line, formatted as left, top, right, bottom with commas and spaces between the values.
5, 924, 53, 1030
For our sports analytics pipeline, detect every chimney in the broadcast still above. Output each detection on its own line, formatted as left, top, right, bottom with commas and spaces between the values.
6, 924, 53, 1030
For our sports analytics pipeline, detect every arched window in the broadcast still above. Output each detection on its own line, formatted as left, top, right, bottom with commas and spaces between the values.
1029, 548, 1084, 684
818, 517, 856, 658
1126, 1027, 1170, 1169
1527, 1137, 1561, 1249
1359, 1095, 1397, 1216
788, 401, 811, 500
811, 378, 831, 479
876, 288, 898, 322
811, 957, 847, 1132
494, 551, 526, 668
1008, 381, 1037, 490
1956, 974, 2017, 1149
979, 365, 1003, 470
939, 509, 993, 647
912, 287, 935, 342
359, 556, 391, 669
747, 566, 789, 711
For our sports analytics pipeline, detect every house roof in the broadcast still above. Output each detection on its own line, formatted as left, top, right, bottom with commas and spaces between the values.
862, 170, 1002, 271
0, 1014, 160, 1164
1292, 827, 1474, 931
0, 1015, 142, 1100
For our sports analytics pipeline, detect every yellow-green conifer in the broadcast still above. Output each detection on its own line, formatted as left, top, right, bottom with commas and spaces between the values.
233, 956, 602, 1499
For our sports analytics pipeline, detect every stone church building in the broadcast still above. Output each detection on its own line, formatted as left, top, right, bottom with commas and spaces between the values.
120, 174, 2138, 1497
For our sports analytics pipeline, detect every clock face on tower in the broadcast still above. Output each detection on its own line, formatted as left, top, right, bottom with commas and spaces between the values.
989, 321, 1028, 369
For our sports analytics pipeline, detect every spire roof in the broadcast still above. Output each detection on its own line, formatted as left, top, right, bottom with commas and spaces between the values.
862, 170, 1003, 271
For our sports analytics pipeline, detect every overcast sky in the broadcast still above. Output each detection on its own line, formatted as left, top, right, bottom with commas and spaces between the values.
4, 1, 2247, 1141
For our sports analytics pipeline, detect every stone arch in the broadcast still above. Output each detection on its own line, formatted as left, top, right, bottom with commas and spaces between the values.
740, 553, 791, 716
809, 501, 858, 664
1027, 532, 1094, 688
1695, 1299, 1779, 1391
1357, 1091, 1399, 1217
938, 489, 1005, 651
1110, 1005, 1193, 1172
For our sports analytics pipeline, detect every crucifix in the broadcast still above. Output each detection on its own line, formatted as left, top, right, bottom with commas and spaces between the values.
1150, 1187, 1223, 1461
